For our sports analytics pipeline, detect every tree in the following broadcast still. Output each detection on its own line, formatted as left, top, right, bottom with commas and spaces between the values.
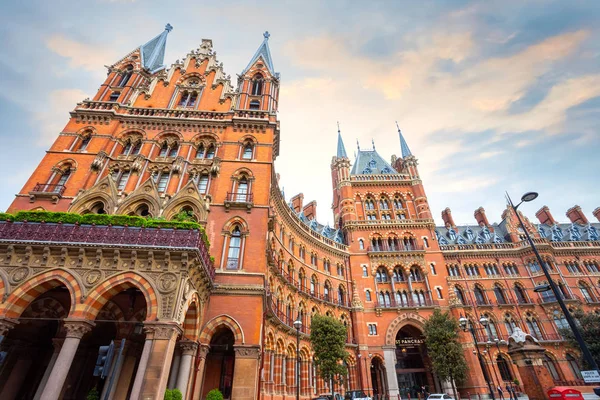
310, 314, 350, 398
559, 309, 600, 369
423, 309, 468, 399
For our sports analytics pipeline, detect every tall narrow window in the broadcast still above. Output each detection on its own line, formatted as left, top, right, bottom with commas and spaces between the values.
117, 171, 130, 191
168, 143, 179, 157
236, 177, 248, 202
242, 144, 253, 160
362, 266, 368, 277
197, 174, 209, 194
118, 65, 133, 87
365, 290, 372, 301
567, 354, 582, 379
251, 76, 264, 95
157, 173, 170, 193
227, 226, 242, 270
359, 239, 364, 250
78, 136, 90, 151
544, 355, 561, 381
206, 144, 215, 159
131, 141, 142, 155
196, 144, 205, 159
159, 143, 169, 157
56, 168, 71, 188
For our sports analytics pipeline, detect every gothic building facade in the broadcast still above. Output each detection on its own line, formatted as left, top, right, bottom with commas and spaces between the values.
1, 24, 599, 400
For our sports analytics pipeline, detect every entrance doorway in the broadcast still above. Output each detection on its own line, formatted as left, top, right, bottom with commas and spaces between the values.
202, 327, 235, 399
395, 325, 436, 399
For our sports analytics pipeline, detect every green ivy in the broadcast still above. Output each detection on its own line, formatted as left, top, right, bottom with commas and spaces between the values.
0, 213, 14, 222
14, 211, 81, 224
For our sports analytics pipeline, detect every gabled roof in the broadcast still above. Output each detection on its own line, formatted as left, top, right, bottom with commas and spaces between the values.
350, 149, 398, 175
140, 24, 172, 73
242, 31, 276, 75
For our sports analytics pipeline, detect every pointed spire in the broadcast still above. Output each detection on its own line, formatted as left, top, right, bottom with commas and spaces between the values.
140, 24, 172, 73
356, 140, 360, 151
242, 31, 276, 75
372, 138, 376, 151
396, 121, 412, 158
336, 122, 348, 158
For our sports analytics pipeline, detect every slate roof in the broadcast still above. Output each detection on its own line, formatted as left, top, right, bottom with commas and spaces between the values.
350, 150, 398, 175
242, 31, 276, 76
287, 202, 345, 244
140, 24, 172, 73
337, 130, 348, 158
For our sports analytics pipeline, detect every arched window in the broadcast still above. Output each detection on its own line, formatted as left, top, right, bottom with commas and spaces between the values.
580, 283, 595, 303
365, 290, 372, 301
393, 268, 404, 282
396, 290, 409, 306
566, 354, 582, 379
359, 239, 364, 250
196, 174, 209, 194
525, 313, 543, 339
131, 141, 141, 155
483, 314, 499, 339
324, 283, 330, 301
423, 237, 429, 248
494, 284, 507, 305
310, 276, 317, 295
504, 314, 518, 335
376, 268, 388, 283
116, 170, 130, 191
55, 167, 72, 188
134, 203, 150, 217
156, 172, 170, 193
168, 143, 179, 157
362, 266, 368, 277
409, 267, 422, 281
497, 355, 513, 382
393, 197, 403, 209
118, 65, 133, 87
77, 135, 91, 152
122, 141, 132, 155
251, 75, 264, 95
242, 143, 253, 160
553, 310, 568, 331
338, 286, 345, 305
474, 286, 486, 305
454, 286, 466, 305
159, 142, 169, 157
543, 354, 561, 381
514, 284, 528, 304
178, 91, 199, 108
236, 177, 249, 202
196, 144, 205, 159
226, 226, 243, 270
205, 144, 216, 159
436, 287, 443, 299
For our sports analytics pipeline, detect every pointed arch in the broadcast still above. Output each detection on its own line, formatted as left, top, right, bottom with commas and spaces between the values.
182, 292, 201, 339
115, 177, 161, 217
199, 314, 245, 345
162, 181, 209, 222
77, 272, 158, 321
2, 269, 82, 318
68, 175, 119, 214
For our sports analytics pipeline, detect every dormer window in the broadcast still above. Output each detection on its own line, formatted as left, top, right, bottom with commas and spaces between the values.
251, 75, 264, 95
118, 65, 133, 87
178, 90, 198, 108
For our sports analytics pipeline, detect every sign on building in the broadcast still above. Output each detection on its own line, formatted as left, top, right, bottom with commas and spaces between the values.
581, 370, 600, 383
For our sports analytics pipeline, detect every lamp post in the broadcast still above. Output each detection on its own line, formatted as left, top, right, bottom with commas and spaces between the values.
293, 313, 302, 400
460, 315, 496, 399
507, 191, 599, 372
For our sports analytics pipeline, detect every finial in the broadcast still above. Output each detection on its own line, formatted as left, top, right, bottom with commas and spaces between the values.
263, 31, 270, 40
165, 23, 173, 32
395, 121, 400, 132
337, 121, 341, 134
357, 140, 360, 151
372, 138, 376, 150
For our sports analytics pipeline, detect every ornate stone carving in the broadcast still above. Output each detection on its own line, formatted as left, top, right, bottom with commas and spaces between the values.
179, 340, 199, 355
198, 344, 210, 359
234, 345, 261, 359
144, 323, 182, 340
9, 266, 30, 284
158, 272, 178, 293
83, 269, 103, 286
63, 319, 95, 339
0, 318, 19, 336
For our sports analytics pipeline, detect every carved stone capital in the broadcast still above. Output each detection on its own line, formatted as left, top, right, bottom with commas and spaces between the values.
234, 345, 261, 359
0, 318, 19, 336
143, 322, 182, 340
198, 344, 210, 359
63, 319, 95, 339
179, 340, 199, 355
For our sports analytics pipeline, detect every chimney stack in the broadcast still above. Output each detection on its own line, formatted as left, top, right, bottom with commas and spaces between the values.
566, 205, 588, 225
290, 193, 304, 213
441, 208, 456, 228
474, 207, 490, 227
303, 201, 317, 221
535, 206, 556, 225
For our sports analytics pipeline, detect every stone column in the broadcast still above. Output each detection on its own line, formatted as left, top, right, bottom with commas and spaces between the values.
167, 350, 181, 389
113, 342, 142, 400
383, 346, 399, 397
507, 329, 555, 400
104, 341, 129, 400
33, 339, 64, 400
40, 319, 94, 400
190, 344, 210, 400
129, 336, 153, 400
137, 323, 181, 400
231, 345, 261, 400
176, 340, 198, 400
0, 342, 33, 400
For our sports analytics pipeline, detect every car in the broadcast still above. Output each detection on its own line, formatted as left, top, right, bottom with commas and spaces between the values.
427, 394, 455, 400
345, 390, 372, 400
318, 393, 344, 400
312, 397, 330, 400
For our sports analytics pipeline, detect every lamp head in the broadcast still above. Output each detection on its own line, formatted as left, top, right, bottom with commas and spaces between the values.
521, 192, 538, 203
293, 315, 302, 330
459, 315, 468, 330
479, 315, 489, 327
500, 339, 507, 346
534, 283, 551, 293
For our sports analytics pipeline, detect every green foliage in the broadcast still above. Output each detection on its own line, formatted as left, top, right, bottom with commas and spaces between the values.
14, 211, 80, 224
309, 314, 349, 385
144, 220, 199, 230
0, 212, 14, 221
164, 388, 173, 400
171, 388, 182, 400
423, 309, 468, 399
173, 210, 196, 222
206, 388, 224, 400
86, 387, 100, 400
559, 309, 600, 369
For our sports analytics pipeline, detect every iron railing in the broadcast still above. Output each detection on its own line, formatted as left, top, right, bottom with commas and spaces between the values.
31, 183, 66, 196
226, 192, 253, 203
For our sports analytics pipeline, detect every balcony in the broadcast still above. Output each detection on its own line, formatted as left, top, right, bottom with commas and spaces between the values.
0, 221, 215, 280
538, 293, 580, 305
375, 296, 438, 309
29, 183, 66, 203
367, 243, 424, 253
224, 192, 253, 212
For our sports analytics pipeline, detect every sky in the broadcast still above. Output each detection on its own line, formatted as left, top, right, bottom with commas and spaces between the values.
1, 0, 599, 227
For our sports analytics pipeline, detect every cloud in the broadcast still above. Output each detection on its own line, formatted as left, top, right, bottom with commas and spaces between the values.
33, 89, 90, 145
46, 35, 118, 78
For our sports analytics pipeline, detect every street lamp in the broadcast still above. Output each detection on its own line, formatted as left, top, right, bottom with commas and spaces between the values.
507, 191, 599, 372
293, 313, 302, 400
460, 315, 496, 399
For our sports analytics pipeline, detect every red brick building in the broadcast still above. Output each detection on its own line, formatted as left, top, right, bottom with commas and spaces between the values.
1, 25, 599, 400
